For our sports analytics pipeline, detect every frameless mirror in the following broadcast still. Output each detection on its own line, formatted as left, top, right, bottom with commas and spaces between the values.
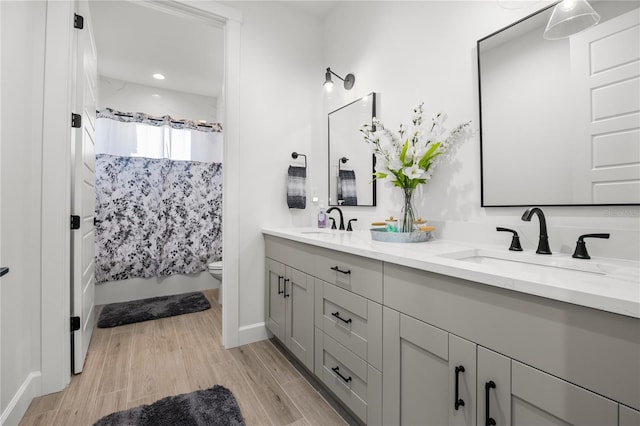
478, 1, 640, 206
328, 93, 377, 206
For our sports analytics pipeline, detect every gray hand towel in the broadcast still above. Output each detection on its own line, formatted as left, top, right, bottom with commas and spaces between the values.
287, 166, 306, 209
338, 169, 357, 206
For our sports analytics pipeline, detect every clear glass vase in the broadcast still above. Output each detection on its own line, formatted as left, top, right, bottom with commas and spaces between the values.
400, 187, 415, 233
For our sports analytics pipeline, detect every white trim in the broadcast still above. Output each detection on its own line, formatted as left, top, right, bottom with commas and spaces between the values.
238, 322, 269, 346
0, 372, 41, 426
40, 0, 74, 395
220, 18, 242, 349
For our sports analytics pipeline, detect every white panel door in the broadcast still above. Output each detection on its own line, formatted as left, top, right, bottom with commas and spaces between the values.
71, 0, 97, 374
571, 8, 640, 203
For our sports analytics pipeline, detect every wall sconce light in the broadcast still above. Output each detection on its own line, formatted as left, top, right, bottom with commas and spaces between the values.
543, 0, 600, 40
324, 67, 355, 91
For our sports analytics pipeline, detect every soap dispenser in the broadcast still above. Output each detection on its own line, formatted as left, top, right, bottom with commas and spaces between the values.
318, 204, 327, 228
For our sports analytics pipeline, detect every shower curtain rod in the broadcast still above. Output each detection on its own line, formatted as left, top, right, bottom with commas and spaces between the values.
97, 110, 218, 128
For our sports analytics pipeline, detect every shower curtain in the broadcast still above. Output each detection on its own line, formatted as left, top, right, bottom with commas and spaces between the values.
94, 108, 223, 283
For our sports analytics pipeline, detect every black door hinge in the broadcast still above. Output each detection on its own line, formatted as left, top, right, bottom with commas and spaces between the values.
71, 113, 81, 128
71, 215, 80, 230
71, 316, 81, 332
74, 14, 84, 30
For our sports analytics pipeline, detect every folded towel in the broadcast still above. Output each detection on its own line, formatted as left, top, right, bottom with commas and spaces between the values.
287, 166, 306, 209
338, 169, 357, 206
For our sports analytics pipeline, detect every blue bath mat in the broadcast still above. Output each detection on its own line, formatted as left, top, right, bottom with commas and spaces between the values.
97, 291, 211, 328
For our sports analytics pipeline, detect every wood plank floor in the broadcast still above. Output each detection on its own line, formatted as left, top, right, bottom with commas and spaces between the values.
20, 290, 348, 426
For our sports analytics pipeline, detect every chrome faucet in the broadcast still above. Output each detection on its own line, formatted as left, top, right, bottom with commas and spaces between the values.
521, 207, 551, 255
326, 207, 345, 230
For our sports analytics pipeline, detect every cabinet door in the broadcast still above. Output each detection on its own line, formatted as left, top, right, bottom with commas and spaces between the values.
383, 308, 477, 426
511, 361, 617, 426
477, 347, 511, 426
477, 349, 619, 426
285, 266, 314, 371
265, 258, 286, 341
619, 405, 640, 426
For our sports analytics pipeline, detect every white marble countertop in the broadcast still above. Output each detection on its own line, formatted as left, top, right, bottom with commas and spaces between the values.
262, 227, 640, 319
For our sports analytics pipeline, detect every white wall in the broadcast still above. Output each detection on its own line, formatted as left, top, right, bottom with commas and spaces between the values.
226, 2, 323, 337
0, 1, 46, 423
321, 1, 640, 261
98, 76, 218, 122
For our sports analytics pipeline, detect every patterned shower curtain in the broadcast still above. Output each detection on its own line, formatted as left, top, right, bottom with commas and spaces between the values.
94, 109, 223, 283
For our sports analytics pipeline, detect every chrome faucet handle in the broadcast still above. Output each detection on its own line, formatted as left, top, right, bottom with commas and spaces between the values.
572, 233, 610, 259
347, 218, 358, 231
496, 227, 523, 251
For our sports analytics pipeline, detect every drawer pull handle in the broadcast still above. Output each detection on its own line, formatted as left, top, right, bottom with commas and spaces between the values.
331, 311, 352, 324
277, 275, 284, 295
332, 366, 352, 384
485, 380, 496, 426
330, 266, 351, 275
283, 278, 290, 298
454, 365, 465, 410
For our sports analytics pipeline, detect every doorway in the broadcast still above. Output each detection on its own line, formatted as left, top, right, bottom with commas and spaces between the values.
40, 0, 242, 394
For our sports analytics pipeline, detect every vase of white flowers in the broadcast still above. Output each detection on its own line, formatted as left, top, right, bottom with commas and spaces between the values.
361, 103, 470, 233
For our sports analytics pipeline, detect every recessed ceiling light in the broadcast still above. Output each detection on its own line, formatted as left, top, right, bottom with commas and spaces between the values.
153, 73, 165, 80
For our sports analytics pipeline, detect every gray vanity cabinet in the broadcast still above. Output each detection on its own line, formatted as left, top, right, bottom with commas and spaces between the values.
265, 258, 315, 371
264, 234, 639, 426
383, 307, 477, 426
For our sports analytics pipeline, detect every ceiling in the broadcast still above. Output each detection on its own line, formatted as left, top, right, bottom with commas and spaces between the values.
89, 1, 339, 99
89, 1, 224, 98
281, 1, 339, 18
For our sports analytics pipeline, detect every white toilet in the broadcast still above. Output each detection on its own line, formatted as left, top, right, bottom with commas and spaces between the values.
208, 260, 223, 305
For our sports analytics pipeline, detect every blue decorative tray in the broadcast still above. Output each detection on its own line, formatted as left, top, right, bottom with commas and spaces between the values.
370, 228, 432, 243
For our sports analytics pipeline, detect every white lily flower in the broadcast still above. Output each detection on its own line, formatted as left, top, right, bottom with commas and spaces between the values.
403, 164, 424, 180
388, 158, 403, 171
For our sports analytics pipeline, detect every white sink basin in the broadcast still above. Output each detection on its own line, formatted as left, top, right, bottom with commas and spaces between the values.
439, 249, 639, 281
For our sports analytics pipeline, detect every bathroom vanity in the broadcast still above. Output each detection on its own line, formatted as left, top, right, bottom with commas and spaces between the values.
263, 228, 639, 425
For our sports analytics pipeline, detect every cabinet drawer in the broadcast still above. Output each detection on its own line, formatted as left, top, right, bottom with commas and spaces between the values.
264, 235, 315, 274
314, 248, 382, 303
315, 329, 382, 425
315, 280, 383, 371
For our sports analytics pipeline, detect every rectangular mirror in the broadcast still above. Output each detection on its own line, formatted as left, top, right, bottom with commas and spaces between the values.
328, 92, 377, 206
478, 1, 640, 206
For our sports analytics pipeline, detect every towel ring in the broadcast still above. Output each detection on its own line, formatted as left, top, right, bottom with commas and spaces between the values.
338, 157, 349, 171
291, 152, 307, 168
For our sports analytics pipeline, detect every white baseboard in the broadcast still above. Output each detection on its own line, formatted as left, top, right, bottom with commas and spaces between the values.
237, 322, 268, 346
1, 371, 41, 426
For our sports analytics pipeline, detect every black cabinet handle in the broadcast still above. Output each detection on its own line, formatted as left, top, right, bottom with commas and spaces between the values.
485, 381, 497, 426
0, 267, 9, 277
332, 366, 352, 384
283, 278, 290, 298
331, 311, 352, 324
330, 266, 351, 275
454, 365, 465, 410
277, 275, 284, 295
